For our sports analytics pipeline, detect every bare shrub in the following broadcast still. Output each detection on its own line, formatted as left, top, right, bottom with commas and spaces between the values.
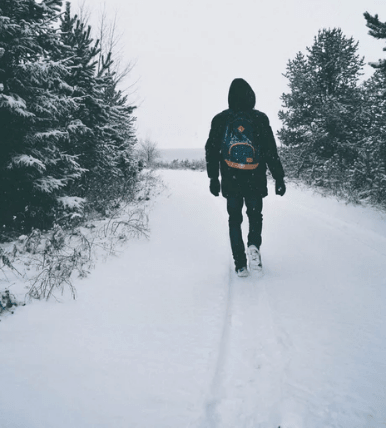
0, 170, 163, 305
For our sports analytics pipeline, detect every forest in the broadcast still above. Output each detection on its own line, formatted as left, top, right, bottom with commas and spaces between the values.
0, 0, 140, 243
1, 2, 385, 425
278, 17, 386, 207
1, 1, 386, 243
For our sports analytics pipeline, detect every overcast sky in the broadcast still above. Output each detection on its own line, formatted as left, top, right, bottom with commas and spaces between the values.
72, 0, 386, 149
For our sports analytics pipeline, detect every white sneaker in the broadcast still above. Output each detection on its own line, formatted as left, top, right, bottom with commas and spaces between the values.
248, 245, 262, 271
236, 266, 249, 277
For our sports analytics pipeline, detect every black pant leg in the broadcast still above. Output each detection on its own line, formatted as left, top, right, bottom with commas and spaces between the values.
226, 196, 247, 270
245, 196, 263, 249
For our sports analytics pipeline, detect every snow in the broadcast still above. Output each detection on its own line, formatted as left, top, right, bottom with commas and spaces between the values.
57, 196, 86, 211
0, 93, 26, 109
1, 169, 386, 428
0, 93, 34, 117
159, 148, 205, 162
34, 130, 68, 140
9, 154, 46, 171
34, 176, 66, 192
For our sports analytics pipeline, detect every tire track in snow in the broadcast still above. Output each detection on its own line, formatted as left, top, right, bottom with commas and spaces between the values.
198, 264, 293, 428
201, 263, 234, 428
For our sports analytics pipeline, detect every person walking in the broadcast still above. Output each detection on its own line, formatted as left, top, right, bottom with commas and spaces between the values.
205, 78, 286, 277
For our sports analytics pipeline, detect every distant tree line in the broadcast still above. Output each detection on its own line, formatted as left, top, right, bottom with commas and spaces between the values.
278, 14, 386, 207
154, 158, 206, 171
0, 0, 139, 241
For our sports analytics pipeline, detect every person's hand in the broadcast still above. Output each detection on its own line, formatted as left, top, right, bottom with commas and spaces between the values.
210, 178, 220, 196
275, 178, 286, 196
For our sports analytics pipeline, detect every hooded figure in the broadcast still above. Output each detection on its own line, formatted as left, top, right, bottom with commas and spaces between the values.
228, 78, 256, 110
205, 78, 286, 276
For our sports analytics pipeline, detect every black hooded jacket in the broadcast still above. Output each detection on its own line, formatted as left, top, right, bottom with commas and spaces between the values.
205, 78, 284, 198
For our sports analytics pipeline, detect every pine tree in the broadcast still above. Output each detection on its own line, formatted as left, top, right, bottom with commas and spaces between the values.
364, 12, 386, 76
353, 12, 386, 205
0, 0, 85, 236
0, 1, 139, 240
278, 28, 365, 189
59, 3, 138, 212
351, 71, 386, 204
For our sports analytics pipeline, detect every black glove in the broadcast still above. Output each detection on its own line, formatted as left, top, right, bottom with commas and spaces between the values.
275, 178, 286, 196
209, 178, 220, 196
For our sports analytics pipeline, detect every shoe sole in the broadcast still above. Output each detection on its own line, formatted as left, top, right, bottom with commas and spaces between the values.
237, 269, 249, 278
248, 250, 262, 271
249, 262, 262, 271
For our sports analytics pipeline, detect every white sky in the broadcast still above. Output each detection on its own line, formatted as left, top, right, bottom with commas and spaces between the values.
72, 0, 386, 149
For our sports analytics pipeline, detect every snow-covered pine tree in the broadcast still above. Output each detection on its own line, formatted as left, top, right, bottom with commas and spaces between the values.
354, 12, 386, 206
59, 3, 138, 213
364, 12, 386, 77
0, 0, 86, 237
350, 72, 386, 205
278, 28, 365, 193
99, 74, 139, 202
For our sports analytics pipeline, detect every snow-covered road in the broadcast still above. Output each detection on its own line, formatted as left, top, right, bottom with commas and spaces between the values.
1, 170, 386, 428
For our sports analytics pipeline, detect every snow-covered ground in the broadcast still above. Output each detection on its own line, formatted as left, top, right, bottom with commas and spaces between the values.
159, 147, 205, 162
1, 169, 386, 428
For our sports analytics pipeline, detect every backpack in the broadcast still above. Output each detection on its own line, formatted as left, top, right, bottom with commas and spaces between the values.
221, 110, 261, 170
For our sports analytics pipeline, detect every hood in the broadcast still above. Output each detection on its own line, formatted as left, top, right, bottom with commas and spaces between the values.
228, 78, 256, 110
